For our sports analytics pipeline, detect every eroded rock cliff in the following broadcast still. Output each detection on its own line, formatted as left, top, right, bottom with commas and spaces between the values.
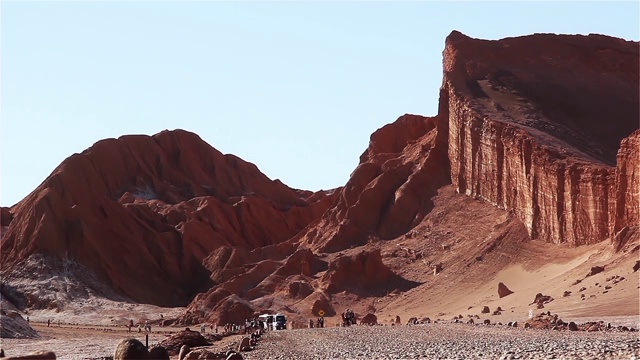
0, 130, 335, 306
303, 113, 451, 253
443, 31, 638, 245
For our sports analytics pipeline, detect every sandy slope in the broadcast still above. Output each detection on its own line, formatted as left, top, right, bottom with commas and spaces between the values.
343, 187, 640, 328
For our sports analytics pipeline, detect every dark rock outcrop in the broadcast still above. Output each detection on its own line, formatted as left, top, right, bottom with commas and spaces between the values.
497, 282, 514, 298
361, 313, 378, 325
158, 329, 212, 356
587, 266, 605, 277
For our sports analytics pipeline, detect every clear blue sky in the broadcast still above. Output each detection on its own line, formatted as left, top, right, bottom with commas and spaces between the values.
2, 1, 638, 207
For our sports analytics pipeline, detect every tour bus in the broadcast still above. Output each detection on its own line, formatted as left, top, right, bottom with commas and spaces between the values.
258, 313, 287, 330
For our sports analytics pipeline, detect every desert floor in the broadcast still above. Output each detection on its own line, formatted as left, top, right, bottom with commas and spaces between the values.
2, 317, 640, 360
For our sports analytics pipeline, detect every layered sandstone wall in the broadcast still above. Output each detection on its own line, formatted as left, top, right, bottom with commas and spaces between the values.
447, 89, 617, 244
443, 31, 639, 245
614, 130, 640, 233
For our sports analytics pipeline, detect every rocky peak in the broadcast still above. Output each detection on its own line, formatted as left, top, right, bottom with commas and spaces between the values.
1, 129, 335, 306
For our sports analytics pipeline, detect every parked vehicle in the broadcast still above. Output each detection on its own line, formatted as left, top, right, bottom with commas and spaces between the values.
258, 314, 274, 331
274, 313, 287, 330
258, 313, 287, 330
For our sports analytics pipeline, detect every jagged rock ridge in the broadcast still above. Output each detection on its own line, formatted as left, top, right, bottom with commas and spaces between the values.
1, 130, 335, 307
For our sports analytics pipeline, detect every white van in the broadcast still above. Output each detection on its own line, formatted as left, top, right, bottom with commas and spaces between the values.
258, 314, 274, 331
258, 313, 287, 330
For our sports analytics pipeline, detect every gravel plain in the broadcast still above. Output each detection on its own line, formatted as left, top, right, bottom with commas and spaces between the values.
243, 323, 640, 360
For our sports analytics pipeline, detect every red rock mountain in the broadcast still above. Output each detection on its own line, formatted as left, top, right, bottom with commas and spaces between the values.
443, 31, 638, 245
1, 31, 638, 325
1, 130, 335, 306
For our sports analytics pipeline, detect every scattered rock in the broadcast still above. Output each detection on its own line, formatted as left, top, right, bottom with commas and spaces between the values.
587, 266, 605, 277
529, 293, 554, 307
563, 291, 571, 297
497, 282, 513, 298
634, 260, 640, 272
481, 306, 490, 314
361, 313, 378, 326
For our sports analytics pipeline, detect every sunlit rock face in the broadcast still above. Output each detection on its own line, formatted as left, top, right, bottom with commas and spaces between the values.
443, 31, 639, 245
0, 130, 335, 306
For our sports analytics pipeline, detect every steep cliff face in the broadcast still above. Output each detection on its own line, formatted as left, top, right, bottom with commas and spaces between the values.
443, 31, 639, 245
0, 130, 334, 306
614, 130, 640, 233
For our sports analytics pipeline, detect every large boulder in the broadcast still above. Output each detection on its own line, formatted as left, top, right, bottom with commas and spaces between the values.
321, 250, 418, 297
360, 313, 378, 325
114, 339, 148, 360
0, 311, 39, 339
587, 266, 605, 277
148, 346, 170, 360
158, 329, 211, 356
309, 292, 335, 317
497, 282, 513, 298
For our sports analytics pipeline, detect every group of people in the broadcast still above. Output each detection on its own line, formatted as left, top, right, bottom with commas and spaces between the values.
245, 318, 265, 333
341, 308, 356, 326
126, 319, 151, 333
199, 323, 218, 334
46, 319, 61, 327
308, 316, 325, 328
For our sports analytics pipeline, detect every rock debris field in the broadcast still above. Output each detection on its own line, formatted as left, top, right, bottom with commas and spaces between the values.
243, 324, 640, 360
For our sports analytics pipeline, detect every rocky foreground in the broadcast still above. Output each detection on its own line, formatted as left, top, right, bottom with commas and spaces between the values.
243, 324, 640, 360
